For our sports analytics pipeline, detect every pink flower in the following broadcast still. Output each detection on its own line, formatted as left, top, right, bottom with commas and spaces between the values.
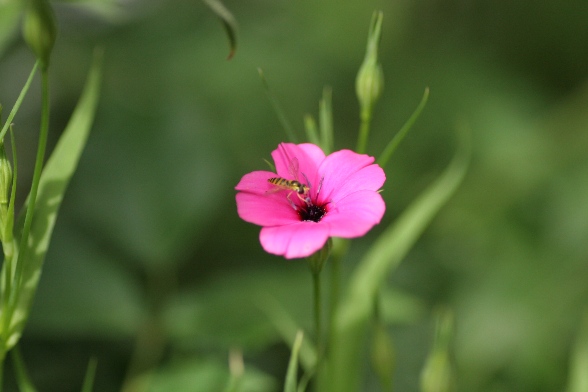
235, 143, 386, 259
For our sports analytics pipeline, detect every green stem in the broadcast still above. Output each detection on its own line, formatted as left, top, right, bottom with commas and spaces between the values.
313, 271, 322, 351
356, 109, 371, 154
11, 345, 37, 392
0, 62, 39, 142
11, 69, 50, 309
1, 127, 18, 324
329, 253, 340, 336
312, 270, 322, 391
377, 87, 429, 168
0, 355, 4, 392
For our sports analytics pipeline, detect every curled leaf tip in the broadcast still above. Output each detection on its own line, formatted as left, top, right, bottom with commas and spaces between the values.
202, 0, 238, 59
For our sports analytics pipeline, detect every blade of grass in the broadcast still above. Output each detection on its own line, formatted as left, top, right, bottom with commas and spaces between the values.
257, 68, 298, 143
10, 346, 37, 392
319, 87, 333, 154
201, 0, 238, 59
303, 115, 321, 147
327, 128, 470, 392
284, 331, 304, 392
256, 294, 317, 372
377, 87, 429, 169
0, 62, 39, 142
566, 313, 588, 392
6, 50, 102, 350
80, 358, 98, 392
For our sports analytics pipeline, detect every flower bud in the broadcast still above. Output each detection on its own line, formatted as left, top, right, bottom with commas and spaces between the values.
356, 11, 384, 117
22, 0, 57, 70
420, 309, 455, 392
0, 141, 12, 207
370, 321, 395, 391
0, 140, 13, 242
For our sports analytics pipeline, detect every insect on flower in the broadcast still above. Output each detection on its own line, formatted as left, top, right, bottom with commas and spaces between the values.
267, 157, 310, 208
236, 143, 386, 259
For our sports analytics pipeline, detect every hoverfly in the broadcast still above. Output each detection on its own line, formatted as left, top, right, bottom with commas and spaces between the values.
267, 157, 310, 208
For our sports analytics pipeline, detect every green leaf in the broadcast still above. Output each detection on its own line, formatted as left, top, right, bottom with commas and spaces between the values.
10, 345, 37, 392
143, 358, 276, 392
0, 62, 39, 142
420, 308, 455, 392
327, 129, 470, 392
257, 294, 317, 372
202, 0, 238, 60
319, 87, 333, 154
378, 87, 429, 169
566, 313, 588, 392
284, 331, 304, 392
303, 115, 321, 147
258, 68, 298, 143
80, 357, 98, 392
6, 50, 102, 350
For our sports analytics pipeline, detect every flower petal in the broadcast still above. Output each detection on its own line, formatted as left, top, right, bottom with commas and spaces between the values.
321, 190, 385, 237
271, 143, 323, 187
260, 222, 330, 259
235, 170, 277, 194
236, 192, 299, 226
326, 164, 386, 203
297, 143, 326, 167
317, 150, 384, 202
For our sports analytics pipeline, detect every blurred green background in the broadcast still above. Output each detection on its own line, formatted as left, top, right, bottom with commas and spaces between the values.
1, 0, 588, 390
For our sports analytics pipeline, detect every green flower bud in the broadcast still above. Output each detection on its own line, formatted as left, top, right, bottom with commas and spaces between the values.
356, 11, 384, 117
22, 0, 57, 70
0, 140, 13, 242
370, 321, 395, 391
0, 141, 12, 207
420, 309, 455, 392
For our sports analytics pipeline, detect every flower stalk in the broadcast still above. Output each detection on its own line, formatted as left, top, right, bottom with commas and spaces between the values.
11, 69, 50, 315
356, 11, 384, 154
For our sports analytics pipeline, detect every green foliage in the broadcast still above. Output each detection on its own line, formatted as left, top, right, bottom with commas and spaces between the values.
566, 313, 588, 392
80, 358, 98, 392
1, 0, 587, 390
327, 129, 470, 392
284, 331, 304, 392
202, 0, 238, 60
378, 87, 429, 169
7, 52, 101, 351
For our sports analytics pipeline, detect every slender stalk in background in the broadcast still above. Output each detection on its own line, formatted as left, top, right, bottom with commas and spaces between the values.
12, 69, 50, 309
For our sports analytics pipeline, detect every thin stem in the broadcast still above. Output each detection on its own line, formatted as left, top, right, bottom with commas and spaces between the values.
11, 345, 37, 392
258, 68, 298, 143
313, 271, 322, 352
0, 62, 39, 142
378, 87, 429, 168
1, 128, 18, 324
11, 69, 50, 309
312, 270, 322, 391
329, 253, 340, 334
0, 355, 4, 392
356, 109, 371, 154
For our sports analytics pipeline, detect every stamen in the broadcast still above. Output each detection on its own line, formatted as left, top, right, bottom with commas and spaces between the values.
298, 201, 327, 222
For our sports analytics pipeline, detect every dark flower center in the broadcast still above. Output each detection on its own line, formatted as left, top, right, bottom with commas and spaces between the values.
298, 202, 327, 222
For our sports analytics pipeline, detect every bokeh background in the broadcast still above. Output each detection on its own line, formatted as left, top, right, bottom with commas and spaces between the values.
1, 0, 588, 390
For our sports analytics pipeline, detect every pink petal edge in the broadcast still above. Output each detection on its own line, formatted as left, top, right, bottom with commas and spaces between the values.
260, 222, 330, 259
321, 190, 386, 237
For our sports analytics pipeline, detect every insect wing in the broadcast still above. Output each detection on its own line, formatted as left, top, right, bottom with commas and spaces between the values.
287, 157, 300, 181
